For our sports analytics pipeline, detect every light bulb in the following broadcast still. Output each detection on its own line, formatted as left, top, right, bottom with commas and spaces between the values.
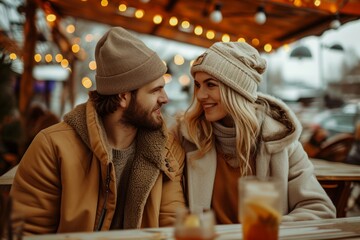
210, 10, 222, 23
254, 10, 266, 25
330, 19, 341, 29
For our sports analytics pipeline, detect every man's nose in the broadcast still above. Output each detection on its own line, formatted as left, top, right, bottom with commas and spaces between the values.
159, 89, 169, 104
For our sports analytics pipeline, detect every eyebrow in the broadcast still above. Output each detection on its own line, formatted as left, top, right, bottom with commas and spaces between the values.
149, 84, 164, 92
197, 77, 218, 84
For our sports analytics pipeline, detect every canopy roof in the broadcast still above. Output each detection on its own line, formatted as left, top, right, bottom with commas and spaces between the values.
34, 0, 360, 51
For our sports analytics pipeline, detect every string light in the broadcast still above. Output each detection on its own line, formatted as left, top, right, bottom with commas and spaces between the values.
330, 13, 341, 29
210, 2, 223, 23
206, 30, 215, 39
194, 26, 203, 35
221, 34, 230, 42
264, 43, 272, 52
153, 15, 163, 24
254, 6, 266, 25
9, 53, 17, 60
169, 16, 178, 26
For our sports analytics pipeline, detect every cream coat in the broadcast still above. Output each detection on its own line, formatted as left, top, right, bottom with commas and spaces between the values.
10, 101, 186, 235
173, 93, 336, 221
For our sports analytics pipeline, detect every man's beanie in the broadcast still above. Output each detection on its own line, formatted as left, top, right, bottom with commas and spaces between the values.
191, 42, 266, 102
95, 27, 167, 95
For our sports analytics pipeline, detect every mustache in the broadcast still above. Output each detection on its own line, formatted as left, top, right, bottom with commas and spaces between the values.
153, 103, 163, 111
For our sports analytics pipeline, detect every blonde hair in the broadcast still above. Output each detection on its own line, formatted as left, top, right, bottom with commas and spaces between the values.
184, 82, 267, 176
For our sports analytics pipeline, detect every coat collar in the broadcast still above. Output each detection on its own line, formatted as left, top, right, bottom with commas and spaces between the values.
185, 148, 217, 211
64, 100, 175, 228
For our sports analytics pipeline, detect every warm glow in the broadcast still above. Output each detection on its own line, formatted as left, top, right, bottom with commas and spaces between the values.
85, 34, 94, 42
264, 43, 272, 52
61, 59, 69, 68
314, 0, 321, 7
101, 0, 108, 7
164, 73, 172, 83
118, 4, 127, 12
329, 5, 337, 13
174, 54, 185, 66
9, 53, 17, 60
282, 44, 290, 52
45, 54, 52, 62
179, 74, 191, 86
252, 38, 260, 46
34, 54, 42, 62
55, 54, 63, 62
72, 44, 80, 53
89, 61, 96, 70
135, 9, 144, 18
82, 77, 93, 89
181, 20, 190, 29
169, 16, 178, 26
153, 15, 163, 24
66, 24, 75, 33
294, 0, 302, 7
206, 30, 215, 39
46, 14, 56, 22
190, 60, 194, 67
194, 26, 203, 35
222, 34, 230, 42
237, 37, 246, 42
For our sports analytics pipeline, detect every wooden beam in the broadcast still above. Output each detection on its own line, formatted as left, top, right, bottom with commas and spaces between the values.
19, 0, 37, 117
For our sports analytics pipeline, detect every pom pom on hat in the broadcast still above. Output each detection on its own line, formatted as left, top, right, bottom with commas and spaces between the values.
191, 42, 266, 102
95, 27, 167, 95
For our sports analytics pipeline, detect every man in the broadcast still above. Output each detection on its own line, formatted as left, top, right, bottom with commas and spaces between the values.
10, 27, 186, 234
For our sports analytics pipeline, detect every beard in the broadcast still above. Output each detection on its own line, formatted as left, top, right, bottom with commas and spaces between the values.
121, 97, 164, 130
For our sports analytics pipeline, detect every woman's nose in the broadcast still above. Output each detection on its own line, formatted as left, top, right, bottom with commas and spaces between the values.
196, 87, 208, 100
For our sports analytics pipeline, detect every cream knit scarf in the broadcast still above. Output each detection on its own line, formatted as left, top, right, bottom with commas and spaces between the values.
212, 122, 239, 168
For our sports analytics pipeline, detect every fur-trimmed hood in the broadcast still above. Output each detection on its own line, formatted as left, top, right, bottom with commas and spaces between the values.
256, 93, 302, 154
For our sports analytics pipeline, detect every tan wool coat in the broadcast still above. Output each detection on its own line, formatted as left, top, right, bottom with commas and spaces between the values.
172, 93, 336, 222
10, 101, 186, 235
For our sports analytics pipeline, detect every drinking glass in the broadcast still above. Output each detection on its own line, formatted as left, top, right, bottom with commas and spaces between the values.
174, 208, 216, 240
238, 176, 282, 240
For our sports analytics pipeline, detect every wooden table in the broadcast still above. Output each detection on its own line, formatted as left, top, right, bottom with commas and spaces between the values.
310, 158, 360, 218
0, 165, 17, 193
311, 158, 360, 181
22, 216, 360, 240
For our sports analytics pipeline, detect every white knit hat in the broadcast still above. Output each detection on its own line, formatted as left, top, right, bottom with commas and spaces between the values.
191, 42, 266, 102
95, 27, 167, 95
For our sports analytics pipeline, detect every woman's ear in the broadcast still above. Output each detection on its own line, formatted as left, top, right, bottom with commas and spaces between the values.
119, 92, 131, 108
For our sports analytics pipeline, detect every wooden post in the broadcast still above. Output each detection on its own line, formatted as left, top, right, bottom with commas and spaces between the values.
19, 0, 37, 117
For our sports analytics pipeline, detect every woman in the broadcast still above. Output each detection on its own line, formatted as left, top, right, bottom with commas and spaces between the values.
172, 41, 336, 223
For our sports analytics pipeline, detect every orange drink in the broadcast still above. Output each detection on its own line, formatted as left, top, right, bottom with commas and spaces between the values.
239, 177, 282, 240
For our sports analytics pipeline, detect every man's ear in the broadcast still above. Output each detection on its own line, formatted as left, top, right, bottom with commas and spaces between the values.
119, 92, 131, 108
